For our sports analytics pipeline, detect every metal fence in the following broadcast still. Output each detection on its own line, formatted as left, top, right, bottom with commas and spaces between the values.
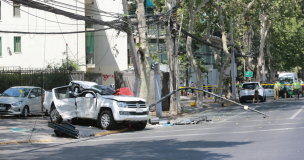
0, 68, 102, 93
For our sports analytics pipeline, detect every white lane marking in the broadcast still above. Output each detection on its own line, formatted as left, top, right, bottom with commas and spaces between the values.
107, 122, 304, 138
86, 127, 304, 143
290, 106, 304, 119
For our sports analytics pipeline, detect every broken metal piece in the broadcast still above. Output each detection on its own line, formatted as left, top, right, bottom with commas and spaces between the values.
53, 122, 79, 139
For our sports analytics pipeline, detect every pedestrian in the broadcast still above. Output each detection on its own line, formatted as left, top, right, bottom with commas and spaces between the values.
284, 80, 288, 98
252, 83, 260, 103
237, 80, 243, 100
191, 82, 195, 96
208, 83, 212, 97
292, 78, 300, 99
274, 80, 281, 100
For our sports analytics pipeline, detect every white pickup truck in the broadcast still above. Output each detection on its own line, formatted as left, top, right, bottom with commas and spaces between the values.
43, 81, 149, 130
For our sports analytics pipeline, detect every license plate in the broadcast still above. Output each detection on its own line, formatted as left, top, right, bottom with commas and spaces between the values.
136, 108, 143, 113
0, 107, 6, 110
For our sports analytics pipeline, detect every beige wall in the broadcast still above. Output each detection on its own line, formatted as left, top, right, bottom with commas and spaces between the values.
88, 0, 128, 86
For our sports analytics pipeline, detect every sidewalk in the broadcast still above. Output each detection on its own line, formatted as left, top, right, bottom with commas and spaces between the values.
0, 114, 129, 145
149, 95, 242, 125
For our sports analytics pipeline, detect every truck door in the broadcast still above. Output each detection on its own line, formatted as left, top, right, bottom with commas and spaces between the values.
76, 92, 96, 118
53, 86, 77, 120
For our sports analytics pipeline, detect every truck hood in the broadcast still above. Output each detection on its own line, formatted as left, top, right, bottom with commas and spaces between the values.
0, 97, 25, 104
101, 95, 146, 102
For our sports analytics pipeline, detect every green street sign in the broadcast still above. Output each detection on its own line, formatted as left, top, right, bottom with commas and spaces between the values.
245, 71, 253, 77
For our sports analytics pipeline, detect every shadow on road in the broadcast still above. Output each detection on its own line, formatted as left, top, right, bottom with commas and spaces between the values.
1, 138, 252, 160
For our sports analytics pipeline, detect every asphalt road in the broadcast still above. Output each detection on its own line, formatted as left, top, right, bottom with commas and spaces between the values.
1, 97, 304, 160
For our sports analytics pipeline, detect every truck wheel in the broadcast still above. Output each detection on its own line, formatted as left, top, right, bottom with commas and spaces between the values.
22, 106, 29, 118
131, 121, 147, 130
50, 107, 63, 124
98, 110, 116, 130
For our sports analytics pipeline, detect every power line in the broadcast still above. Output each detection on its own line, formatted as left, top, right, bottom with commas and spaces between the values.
9, 0, 126, 31
3, 0, 84, 25
28, 7, 37, 39
34, 0, 120, 19
0, 28, 111, 34
55, 14, 77, 61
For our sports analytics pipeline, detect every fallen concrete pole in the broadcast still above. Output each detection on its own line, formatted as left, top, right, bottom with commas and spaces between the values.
149, 87, 270, 118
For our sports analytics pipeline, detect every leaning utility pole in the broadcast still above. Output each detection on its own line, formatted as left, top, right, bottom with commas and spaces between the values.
122, 0, 141, 97
230, 17, 236, 101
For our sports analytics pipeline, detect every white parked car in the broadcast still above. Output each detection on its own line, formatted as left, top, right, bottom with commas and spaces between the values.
43, 81, 149, 130
0, 86, 44, 117
239, 82, 266, 103
263, 84, 275, 97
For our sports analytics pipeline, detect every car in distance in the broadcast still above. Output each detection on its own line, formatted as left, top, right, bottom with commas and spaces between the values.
0, 86, 44, 117
239, 82, 266, 103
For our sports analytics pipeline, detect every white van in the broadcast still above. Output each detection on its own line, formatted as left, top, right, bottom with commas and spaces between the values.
278, 72, 298, 98
278, 72, 298, 84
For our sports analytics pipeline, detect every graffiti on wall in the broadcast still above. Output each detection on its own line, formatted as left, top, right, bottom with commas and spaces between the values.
102, 74, 115, 81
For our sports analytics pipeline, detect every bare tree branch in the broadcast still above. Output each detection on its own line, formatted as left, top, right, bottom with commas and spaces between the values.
233, 0, 255, 28
194, 0, 210, 15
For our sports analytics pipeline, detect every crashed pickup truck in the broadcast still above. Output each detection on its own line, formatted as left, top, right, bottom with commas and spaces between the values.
43, 81, 149, 130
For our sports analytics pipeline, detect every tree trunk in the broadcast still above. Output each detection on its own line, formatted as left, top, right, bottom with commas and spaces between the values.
256, 15, 271, 82
136, 0, 151, 104
165, 0, 176, 115
185, 3, 204, 108
215, 1, 255, 102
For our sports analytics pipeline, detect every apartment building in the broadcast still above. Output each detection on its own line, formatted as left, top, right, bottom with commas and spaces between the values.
0, 0, 129, 86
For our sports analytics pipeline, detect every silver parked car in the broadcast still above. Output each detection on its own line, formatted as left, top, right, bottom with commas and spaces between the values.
0, 86, 44, 117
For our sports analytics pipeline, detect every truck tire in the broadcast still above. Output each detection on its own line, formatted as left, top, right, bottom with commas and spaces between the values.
50, 107, 63, 124
98, 110, 116, 130
131, 121, 147, 130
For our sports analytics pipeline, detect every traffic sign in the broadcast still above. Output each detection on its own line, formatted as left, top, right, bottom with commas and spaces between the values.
245, 71, 253, 77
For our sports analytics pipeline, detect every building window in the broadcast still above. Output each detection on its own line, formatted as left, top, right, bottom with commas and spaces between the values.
85, 16, 93, 29
86, 32, 94, 64
0, 37, 2, 57
13, 3, 20, 17
14, 37, 21, 52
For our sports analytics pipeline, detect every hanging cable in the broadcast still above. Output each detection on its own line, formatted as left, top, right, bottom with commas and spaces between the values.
28, 7, 37, 39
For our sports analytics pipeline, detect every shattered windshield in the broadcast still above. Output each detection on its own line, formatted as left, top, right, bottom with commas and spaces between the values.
279, 77, 293, 84
92, 85, 116, 95
1, 88, 31, 97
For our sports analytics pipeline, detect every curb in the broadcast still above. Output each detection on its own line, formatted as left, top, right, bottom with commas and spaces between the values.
0, 128, 132, 145
94, 128, 132, 137
0, 139, 51, 145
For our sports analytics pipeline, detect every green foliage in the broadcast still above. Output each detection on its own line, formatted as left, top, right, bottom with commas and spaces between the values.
135, 43, 142, 49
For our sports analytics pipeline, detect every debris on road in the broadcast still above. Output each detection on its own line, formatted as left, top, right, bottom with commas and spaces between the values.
10, 128, 32, 133
170, 116, 208, 125
48, 122, 79, 139
149, 117, 168, 125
